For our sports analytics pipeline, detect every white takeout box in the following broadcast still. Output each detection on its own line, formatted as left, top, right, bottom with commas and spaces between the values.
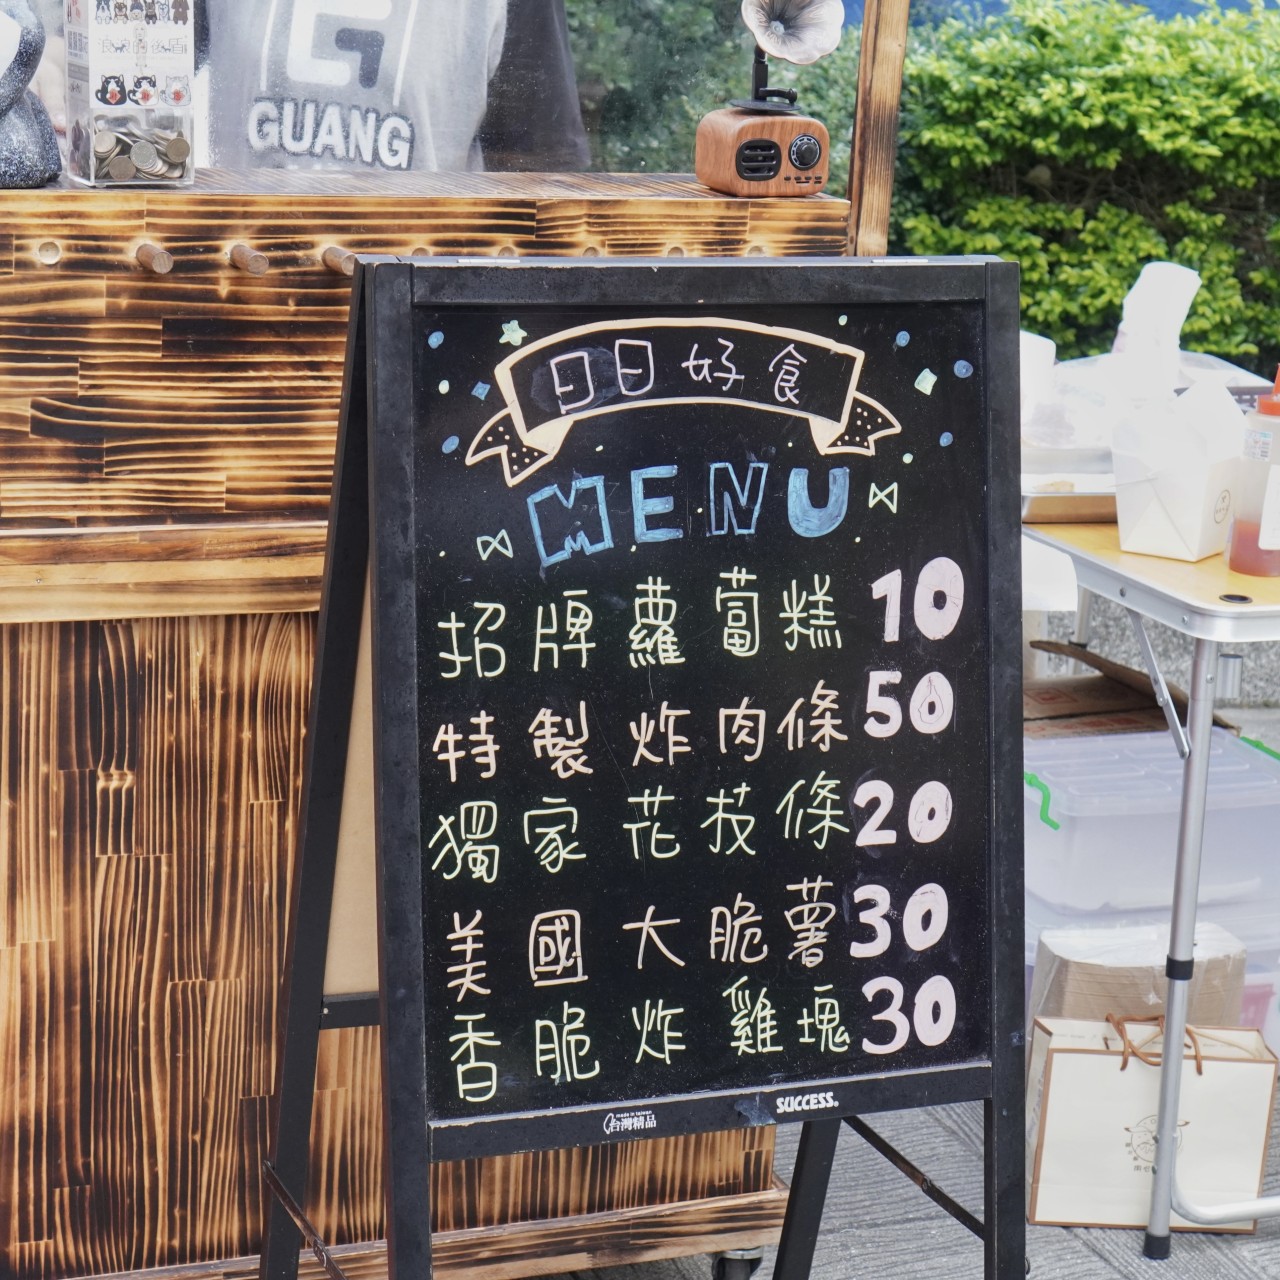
1113, 382, 1244, 561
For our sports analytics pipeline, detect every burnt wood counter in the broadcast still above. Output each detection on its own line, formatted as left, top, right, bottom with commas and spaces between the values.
0, 172, 850, 1279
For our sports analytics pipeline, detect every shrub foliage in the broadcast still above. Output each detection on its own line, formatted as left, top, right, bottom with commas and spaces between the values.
880, 0, 1280, 368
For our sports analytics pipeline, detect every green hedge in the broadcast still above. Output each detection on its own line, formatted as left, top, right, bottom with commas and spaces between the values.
872, 0, 1280, 370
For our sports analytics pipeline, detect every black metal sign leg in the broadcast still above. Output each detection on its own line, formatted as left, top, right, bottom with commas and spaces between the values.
773, 1118, 842, 1280
985, 1094, 1028, 1278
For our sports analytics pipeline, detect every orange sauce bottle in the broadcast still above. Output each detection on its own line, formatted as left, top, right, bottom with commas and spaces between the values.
1227, 367, 1280, 576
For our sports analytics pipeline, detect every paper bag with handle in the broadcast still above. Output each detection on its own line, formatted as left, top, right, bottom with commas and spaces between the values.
1026, 1014, 1277, 1230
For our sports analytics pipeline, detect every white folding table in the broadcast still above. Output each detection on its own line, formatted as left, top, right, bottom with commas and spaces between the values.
1023, 522, 1280, 1259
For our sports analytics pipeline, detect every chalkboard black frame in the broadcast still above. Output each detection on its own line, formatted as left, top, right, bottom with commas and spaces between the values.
262, 255, 1025, 1280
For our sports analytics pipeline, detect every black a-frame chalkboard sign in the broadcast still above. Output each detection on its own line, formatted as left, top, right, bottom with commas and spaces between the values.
261, 256, 1025, 1280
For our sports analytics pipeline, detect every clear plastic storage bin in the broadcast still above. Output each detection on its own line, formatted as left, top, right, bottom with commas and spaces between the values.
1024, 729, 1280, 913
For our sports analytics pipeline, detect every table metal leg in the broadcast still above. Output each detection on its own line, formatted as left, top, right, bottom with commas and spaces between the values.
1143, 637, 1218, 1259
1069, 587, 1095, 675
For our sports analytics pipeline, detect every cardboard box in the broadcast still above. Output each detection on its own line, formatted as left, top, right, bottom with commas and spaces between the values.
1023, 640, 1236, 740
1029, 922, 1246, 1028
65, 1, 195, 187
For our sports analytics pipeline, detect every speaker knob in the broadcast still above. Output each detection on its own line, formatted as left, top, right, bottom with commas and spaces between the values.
789, 134, 822, 171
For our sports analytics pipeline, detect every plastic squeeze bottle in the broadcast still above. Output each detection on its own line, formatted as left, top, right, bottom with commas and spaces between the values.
1227, 367, 1280, 576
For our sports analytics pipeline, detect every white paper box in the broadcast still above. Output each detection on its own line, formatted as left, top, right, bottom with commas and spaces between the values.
1114, 382, 1244, 561
1027, 1017, 1277, 1230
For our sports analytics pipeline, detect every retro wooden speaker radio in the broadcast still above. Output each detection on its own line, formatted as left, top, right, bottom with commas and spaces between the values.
695, 0, 843, 198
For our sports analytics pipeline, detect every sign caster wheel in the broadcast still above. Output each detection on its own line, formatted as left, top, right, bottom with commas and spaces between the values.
712, 1249, 763, 1280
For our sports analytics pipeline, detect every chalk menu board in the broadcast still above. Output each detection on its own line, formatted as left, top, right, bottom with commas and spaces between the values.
353, 256, 1022, 1167
261, 256, 1025, 1280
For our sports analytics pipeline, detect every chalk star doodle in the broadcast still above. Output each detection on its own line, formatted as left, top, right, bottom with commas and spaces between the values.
477, 529, 514, 561
499, 320, 527, 347
869, 482, 899, 514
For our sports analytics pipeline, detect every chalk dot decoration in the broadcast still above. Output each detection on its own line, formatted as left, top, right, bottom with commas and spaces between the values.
0, 3, 62, 189
902, 453, 914, 464
894, 331, 911, 348
442, 435, 460, 455
471, 382, 491, 401
914, 368, 937, 396
939, 432, 954, 448
953, 359, 974, 379
428, 330, 445, 349
438, 380, 450, 395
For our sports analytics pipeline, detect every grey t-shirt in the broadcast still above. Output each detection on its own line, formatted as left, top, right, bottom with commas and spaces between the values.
205, 0, 507, 172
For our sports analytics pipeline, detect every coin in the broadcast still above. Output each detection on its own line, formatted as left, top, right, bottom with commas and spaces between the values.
93, 130, 120, 159
162, 135, 191, 164
107, 155, 138, 181
129, 139, 159, 170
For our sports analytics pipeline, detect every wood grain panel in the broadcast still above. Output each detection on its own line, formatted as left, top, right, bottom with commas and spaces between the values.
11, 206, 148, 276
91, 853, 171, 1273
0, 527, 328, 623
3, 190, 146, 266
0, 614, 779, 1280
0, 615, 314, 1276
532, 199, 749, 257
79, 359, 343, 399
0, 356, 78, 399
746, 199, 856, 257
847, 0, 912, 257
53, 1180, 787, 1280
159, 319, 345, 362
1, 479, 229, 522
0, 276, 107, 319
105, 278, 351, 323
143, 205, 538, 263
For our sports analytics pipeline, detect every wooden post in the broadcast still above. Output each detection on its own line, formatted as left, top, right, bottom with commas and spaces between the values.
846, 0, 911, 257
